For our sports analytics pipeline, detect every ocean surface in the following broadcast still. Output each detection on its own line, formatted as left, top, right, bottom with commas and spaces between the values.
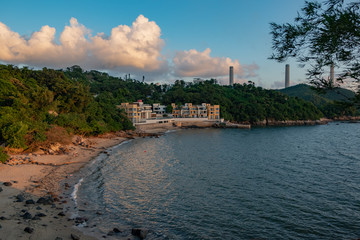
73, 122, 360, 239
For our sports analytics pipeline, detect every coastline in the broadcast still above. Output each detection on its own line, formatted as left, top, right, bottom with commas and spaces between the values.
0, 118, 358, 239
0, 134, 132, 240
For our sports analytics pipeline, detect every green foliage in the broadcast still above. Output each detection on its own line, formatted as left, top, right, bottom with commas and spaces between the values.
270, 0, 360, 88
0, 147, 9, 163
0, 64, 134, 149
279, 84, 359, 117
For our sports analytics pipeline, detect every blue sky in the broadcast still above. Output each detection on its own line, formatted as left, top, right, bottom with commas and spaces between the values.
0, 0, 314, 88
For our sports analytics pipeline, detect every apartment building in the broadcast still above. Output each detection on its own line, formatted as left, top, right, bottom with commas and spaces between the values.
119, 100, 153, 123
119, 101, 220, 123
171, 103, 220, 120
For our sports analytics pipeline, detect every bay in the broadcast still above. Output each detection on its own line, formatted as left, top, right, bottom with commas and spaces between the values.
75, 122, 360, 239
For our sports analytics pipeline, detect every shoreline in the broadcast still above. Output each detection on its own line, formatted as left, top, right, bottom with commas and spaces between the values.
0, 134, 133, 240
0, 120, 358, 239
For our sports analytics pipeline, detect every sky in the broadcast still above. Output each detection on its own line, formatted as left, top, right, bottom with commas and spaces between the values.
0, 0, 324, 88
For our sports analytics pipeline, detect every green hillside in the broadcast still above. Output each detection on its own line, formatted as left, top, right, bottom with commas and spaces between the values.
279, 84, 358, 117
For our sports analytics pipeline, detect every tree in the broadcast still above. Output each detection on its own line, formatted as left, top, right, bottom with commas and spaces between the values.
270, 0, 360, 89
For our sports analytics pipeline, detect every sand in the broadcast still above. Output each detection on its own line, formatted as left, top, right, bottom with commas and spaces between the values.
0, 135, 130, 240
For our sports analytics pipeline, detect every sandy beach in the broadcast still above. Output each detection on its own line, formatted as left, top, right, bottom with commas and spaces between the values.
0, 134, 134, 240
0, 122, 179, 240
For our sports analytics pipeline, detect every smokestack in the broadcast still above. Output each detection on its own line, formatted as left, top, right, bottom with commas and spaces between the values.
285, 64, 290, 88
229, 66, 234, 86
330, 64, 334, 87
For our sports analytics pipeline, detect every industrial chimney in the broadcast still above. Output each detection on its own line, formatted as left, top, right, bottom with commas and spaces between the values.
285, 64, 290, 88
229, 66, 234, 86
330, 64, 334, 87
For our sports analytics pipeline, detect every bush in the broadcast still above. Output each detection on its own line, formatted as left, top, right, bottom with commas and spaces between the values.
0, 147, 9, 163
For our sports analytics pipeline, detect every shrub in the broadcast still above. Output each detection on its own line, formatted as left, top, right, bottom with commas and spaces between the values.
0, 147, 9, 163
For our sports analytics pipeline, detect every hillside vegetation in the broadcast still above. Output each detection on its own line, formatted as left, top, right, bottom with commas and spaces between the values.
1, 64, 355, 153
279, 84, 358, 118
64, 66, 323, 122
0, 65, 134, 152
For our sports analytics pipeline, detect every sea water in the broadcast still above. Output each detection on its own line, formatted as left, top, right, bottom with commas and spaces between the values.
73, 122, 360, 239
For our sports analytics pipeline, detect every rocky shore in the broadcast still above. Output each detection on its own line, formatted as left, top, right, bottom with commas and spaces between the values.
0, 118, 357, 239
0, 129, 167, 240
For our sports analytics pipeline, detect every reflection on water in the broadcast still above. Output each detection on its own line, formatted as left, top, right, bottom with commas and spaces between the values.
76, 123, 360, 239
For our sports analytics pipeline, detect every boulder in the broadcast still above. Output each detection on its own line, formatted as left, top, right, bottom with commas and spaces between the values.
24, 227, 34, 233
21, 212, 32, 219
36, 196, 54, 205
131, 228, 148, 239
25, 199, 35, 205
3, 182, 12, 187
70, 233, 80, 240
16, 194, 25, 202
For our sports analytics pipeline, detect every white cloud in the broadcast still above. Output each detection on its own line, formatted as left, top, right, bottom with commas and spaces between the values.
173, 48, 241, 78
0, 16, 258, 82
0, 15, 165, 71
90, 15, 165, 71
172, 48, 259, 83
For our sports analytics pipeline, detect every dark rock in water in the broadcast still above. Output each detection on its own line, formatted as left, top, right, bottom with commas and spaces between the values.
21, 212, 32, 219
35, 213, 46, 217
32, 216, 41, 220
25, 199, 35, 204
36, 206, 42, 210
131, 228, 148, 239
107, 230, 115, 236
58, 212, 65, 217
0, 216, 7, 220
113, 227, 121, 233
36, 196, 54, 205
0, 224, 2, 229
16, 194, 25, 202
71, 233, 80, 240
0, 187, 3, 192
24, 227, 34, 233
55, 237, 63, 240
3, 182, 12, 187
74, 216, 88, 224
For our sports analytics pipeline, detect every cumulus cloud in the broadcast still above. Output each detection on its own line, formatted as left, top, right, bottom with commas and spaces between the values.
172, 48, 259, 82
0, 15, 165, 71
173, 48, 241, 78
0, 18, 89, 67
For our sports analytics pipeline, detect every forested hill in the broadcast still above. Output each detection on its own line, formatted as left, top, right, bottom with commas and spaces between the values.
0, 64, 342, 152
64, 65, 323, 123
279, 84, 358, 118
0, 65, 134, 152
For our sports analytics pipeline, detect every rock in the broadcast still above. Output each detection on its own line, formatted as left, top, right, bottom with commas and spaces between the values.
70, 233, 80, 240
113, 228, 122, 233
32, 216, 41, 220
3, 182, 12, 187
16, 194, 25, 202
58, 212, 65, 217
131, 228, 148, 239
107, 231, 115, 236
25, 199, 35, 204
0, 224, 2, 228
64, 183, 70, 189
0, 216, 7, 220
24, 227, 34, 233
21, 212, 32, 219
37, 197, 54, 205
35, 213, 46, 217
0, 187, 3, 192
55, 237, 63, 240
36, 206, 42, 210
